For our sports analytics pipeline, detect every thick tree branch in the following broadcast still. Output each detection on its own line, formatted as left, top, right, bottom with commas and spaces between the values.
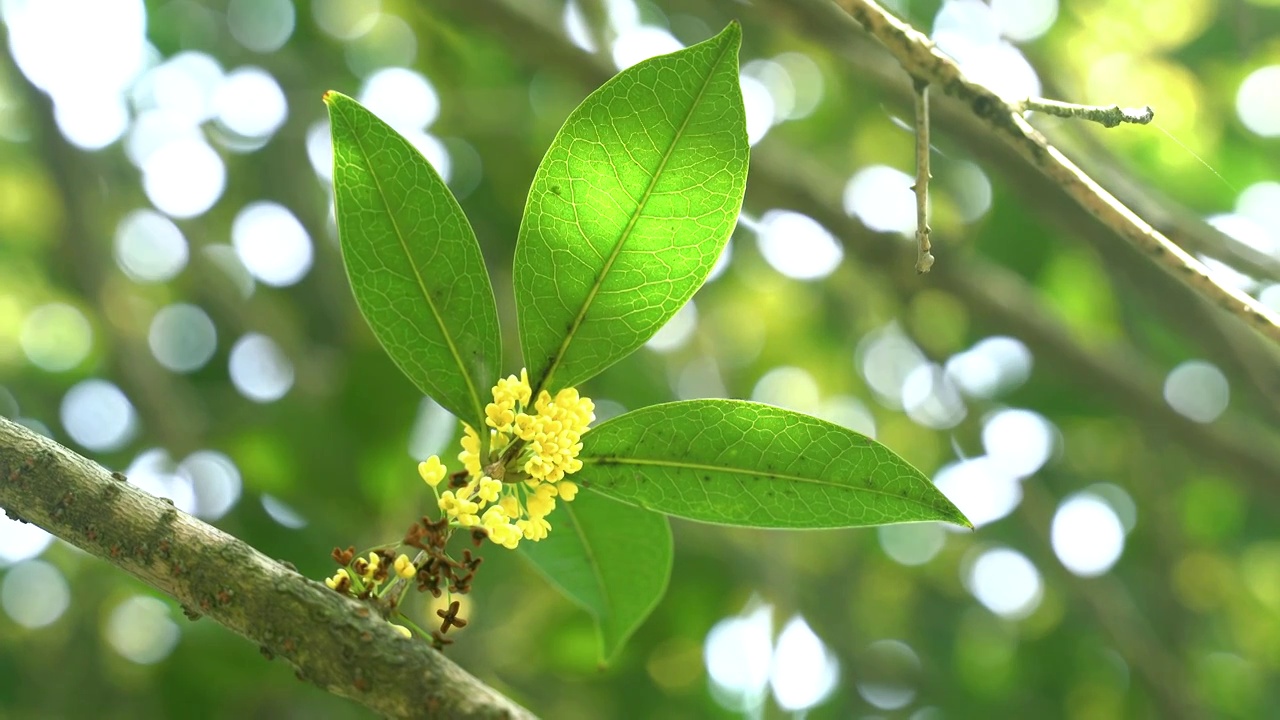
0, 418, 535, 720
830, 0, 1280, 347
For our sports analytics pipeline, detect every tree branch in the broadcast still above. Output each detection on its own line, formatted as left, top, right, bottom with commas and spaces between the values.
1018, 97, 1155, 128
830, 0, 1280, 348
0, 418, 535, 720
910, 77, 934, 273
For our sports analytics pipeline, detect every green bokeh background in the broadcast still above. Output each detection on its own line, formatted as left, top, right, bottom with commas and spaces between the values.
2, 0, 1279, 718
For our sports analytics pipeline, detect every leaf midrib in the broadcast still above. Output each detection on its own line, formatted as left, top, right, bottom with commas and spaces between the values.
342, 108, 485, 427
535, 39, 735, 395
562, 500, 612, 631
579, 455, 958, 519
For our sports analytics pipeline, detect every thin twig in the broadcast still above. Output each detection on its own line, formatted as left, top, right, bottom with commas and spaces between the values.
830, 0, 1280, 348
911, 76, 934, 273
0, 418, 536, 720
1019, 97, 1155, 128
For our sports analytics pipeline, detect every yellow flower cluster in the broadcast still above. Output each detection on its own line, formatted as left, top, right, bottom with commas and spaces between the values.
416, 369, 594, 550
324, 551, 416, 593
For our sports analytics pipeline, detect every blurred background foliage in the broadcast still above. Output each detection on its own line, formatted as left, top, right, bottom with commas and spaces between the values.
2, 0, 1280, 717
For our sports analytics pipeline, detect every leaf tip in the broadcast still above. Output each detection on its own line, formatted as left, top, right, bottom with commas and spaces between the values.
718, 20, 743, 46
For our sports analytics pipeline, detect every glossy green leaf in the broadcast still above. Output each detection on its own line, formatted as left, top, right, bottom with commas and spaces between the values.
521, 490, 673, 664
578, 400, 972, 529
514, 23, 749, 394
325, 91, 501, 430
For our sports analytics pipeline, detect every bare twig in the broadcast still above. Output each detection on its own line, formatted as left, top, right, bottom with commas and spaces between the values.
910, 77, 934, 273
1018, 97, 1155, 128
830, 0, 1280, 348
0, 418, 536, 720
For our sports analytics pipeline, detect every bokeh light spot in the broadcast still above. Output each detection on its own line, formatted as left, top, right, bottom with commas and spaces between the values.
1, 560, 70, 629
1052, 493, 1125, 577
20, 303, 92, 372
990, 0, 1058, 42
227, 0, 296, 53
232, 202, 313, 287
114, 209, 189, 283
756, 210, 843, 280
705, 602, 773, 714
312, 0, 381, 40
214, 67, 288, 141
148, 304, 217, 373
1164, 359, 1229, 423
982, 409, 1053, 478
854, 639, 919, 710
612, 27, 683, 70
229, 333, 294, 403
60, 379, 137, 452
934, 457, 1020, 528
966, 547, 1043, 619
358, 67, 439, 132
0, 510, 54, 566
261, 494, 307, 529
844, 165, 916, 235
178, 450, 242, 521
646, 301, 699, 353
1237, 66, 1280, 137
879, 522, 946, 566
771, 616, 839, 712
105, 595, 181, 664
752, 366, 821, 414
142, 137, 226, 219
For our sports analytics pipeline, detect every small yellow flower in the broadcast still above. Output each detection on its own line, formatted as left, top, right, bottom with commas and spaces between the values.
499, 495, 521, 517
393, 554, 416, 579
488, 521, 522, 549
390, 623, 412, 638
418, 455, 447, 487
324, 568, 350, 590
438, 490, 462, 516
360, 552, 381, 581
481, 505, 509, 528
459, 424, 483, 478
526, 492, 555, 520
557, 481, 579, 501
517, 516, 551, 541
477, 476, 502, 503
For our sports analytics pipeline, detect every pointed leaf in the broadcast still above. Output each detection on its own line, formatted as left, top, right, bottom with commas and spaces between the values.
521, 490, 673, 664
514, 23, 749, 394
325, 91, 500, 429
578, 400, 971, 529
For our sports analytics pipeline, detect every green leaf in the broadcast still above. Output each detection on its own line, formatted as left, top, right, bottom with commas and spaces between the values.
521, 490, 673, 665
325, 91, 501, 430
578, 400, 972, 529
514, 23, 749, 394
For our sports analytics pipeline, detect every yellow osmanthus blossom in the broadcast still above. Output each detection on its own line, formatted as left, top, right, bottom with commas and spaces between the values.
418, 455, 446, 487
425, 369, 594, 550
393, 554, 416, 579
324, 568, 350, 590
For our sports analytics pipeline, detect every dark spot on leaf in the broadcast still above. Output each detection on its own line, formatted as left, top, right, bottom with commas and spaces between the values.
550, 185, 562, 195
